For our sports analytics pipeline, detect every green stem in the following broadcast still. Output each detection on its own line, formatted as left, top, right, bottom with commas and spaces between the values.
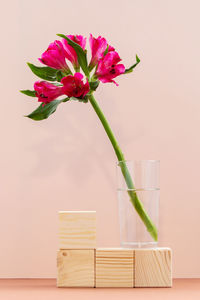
88, 93, 158, 241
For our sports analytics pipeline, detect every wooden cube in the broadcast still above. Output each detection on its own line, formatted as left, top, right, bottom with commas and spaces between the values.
57, 249, 95, 287
96, 248, 134, 287
59, 211, 96, 249
135, 248, 172, 287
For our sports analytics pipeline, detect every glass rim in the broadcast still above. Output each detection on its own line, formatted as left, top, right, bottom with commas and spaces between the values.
117, 187, 160, 191
117, 159, 160, 164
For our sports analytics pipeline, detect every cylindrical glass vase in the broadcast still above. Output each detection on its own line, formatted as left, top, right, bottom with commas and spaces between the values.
117, 160, 160, 248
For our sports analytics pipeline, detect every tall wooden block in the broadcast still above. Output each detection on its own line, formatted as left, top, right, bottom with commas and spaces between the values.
96, 248, 134, 287
57, 249, 95, 287
59, 211, 96, 249
135, 248, 172, 287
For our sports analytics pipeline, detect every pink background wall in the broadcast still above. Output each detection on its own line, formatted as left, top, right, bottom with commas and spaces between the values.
1, 0, 200, 278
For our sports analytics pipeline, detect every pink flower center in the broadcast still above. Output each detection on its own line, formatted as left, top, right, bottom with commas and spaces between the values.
110, 65, 116, 74
39, 93, 48, 98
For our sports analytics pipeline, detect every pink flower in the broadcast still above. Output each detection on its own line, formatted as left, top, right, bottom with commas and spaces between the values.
95, 51, 125, 85
62, 35, 86, 69
34, 81, 64, 104
39, 40, 69, 71
89, 34, 115, 69
61, 73, 90, 98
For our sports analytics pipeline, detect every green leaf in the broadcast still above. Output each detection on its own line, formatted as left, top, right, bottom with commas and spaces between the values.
25, 98, 69, 121
89, 80, 100, 91
124, 55, 140, 74
27, 63, 58, 81
62, 97, 70, 102
20, 90, 36, 97
104, 45, 109, 56
57, 34, 89, 77
56, 70, 64, 82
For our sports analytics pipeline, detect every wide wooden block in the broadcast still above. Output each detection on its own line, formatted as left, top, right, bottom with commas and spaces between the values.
135, 248, 172, 287
57, 249, 95, 287
59, 211, 96, 249
96, 248, 134, 287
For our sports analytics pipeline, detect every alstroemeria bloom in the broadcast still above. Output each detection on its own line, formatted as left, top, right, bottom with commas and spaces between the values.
89, 34, 115, 69
62, 35, 86, 70
39, 40, 69, 71
61, 73, 90, 98
95, 51, 125, 85
34, 81, 64, 104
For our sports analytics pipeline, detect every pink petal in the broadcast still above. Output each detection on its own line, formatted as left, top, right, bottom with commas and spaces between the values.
114, 64, 125, 75
74, 72, 84, 80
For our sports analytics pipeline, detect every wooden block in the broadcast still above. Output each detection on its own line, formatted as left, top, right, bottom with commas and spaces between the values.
57, 249, 95, 287
59, 211, 96, 249
135, 248, 172, 287
96, 248, 134, 287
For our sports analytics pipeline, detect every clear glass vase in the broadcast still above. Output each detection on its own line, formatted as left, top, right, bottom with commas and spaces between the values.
117, 160, 160, 248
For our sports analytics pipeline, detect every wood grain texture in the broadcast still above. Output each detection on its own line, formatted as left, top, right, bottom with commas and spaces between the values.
59, 211, 96, 249
135, 248, 172, 287
57, 249, 95, 287
96, 248, 134, 287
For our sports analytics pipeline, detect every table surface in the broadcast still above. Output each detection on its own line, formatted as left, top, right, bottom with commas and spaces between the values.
0, 279, 200, 300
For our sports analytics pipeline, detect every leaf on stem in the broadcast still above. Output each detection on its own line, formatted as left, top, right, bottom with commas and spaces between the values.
20, 90, 36, 97
27, 63, 58, 81
56, 70, 64, 82
103, 45, 109, 56
25, 98, 69, 121
57, 34, 89, 77
89, 80, 100, 91
124, 55, 140, 74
